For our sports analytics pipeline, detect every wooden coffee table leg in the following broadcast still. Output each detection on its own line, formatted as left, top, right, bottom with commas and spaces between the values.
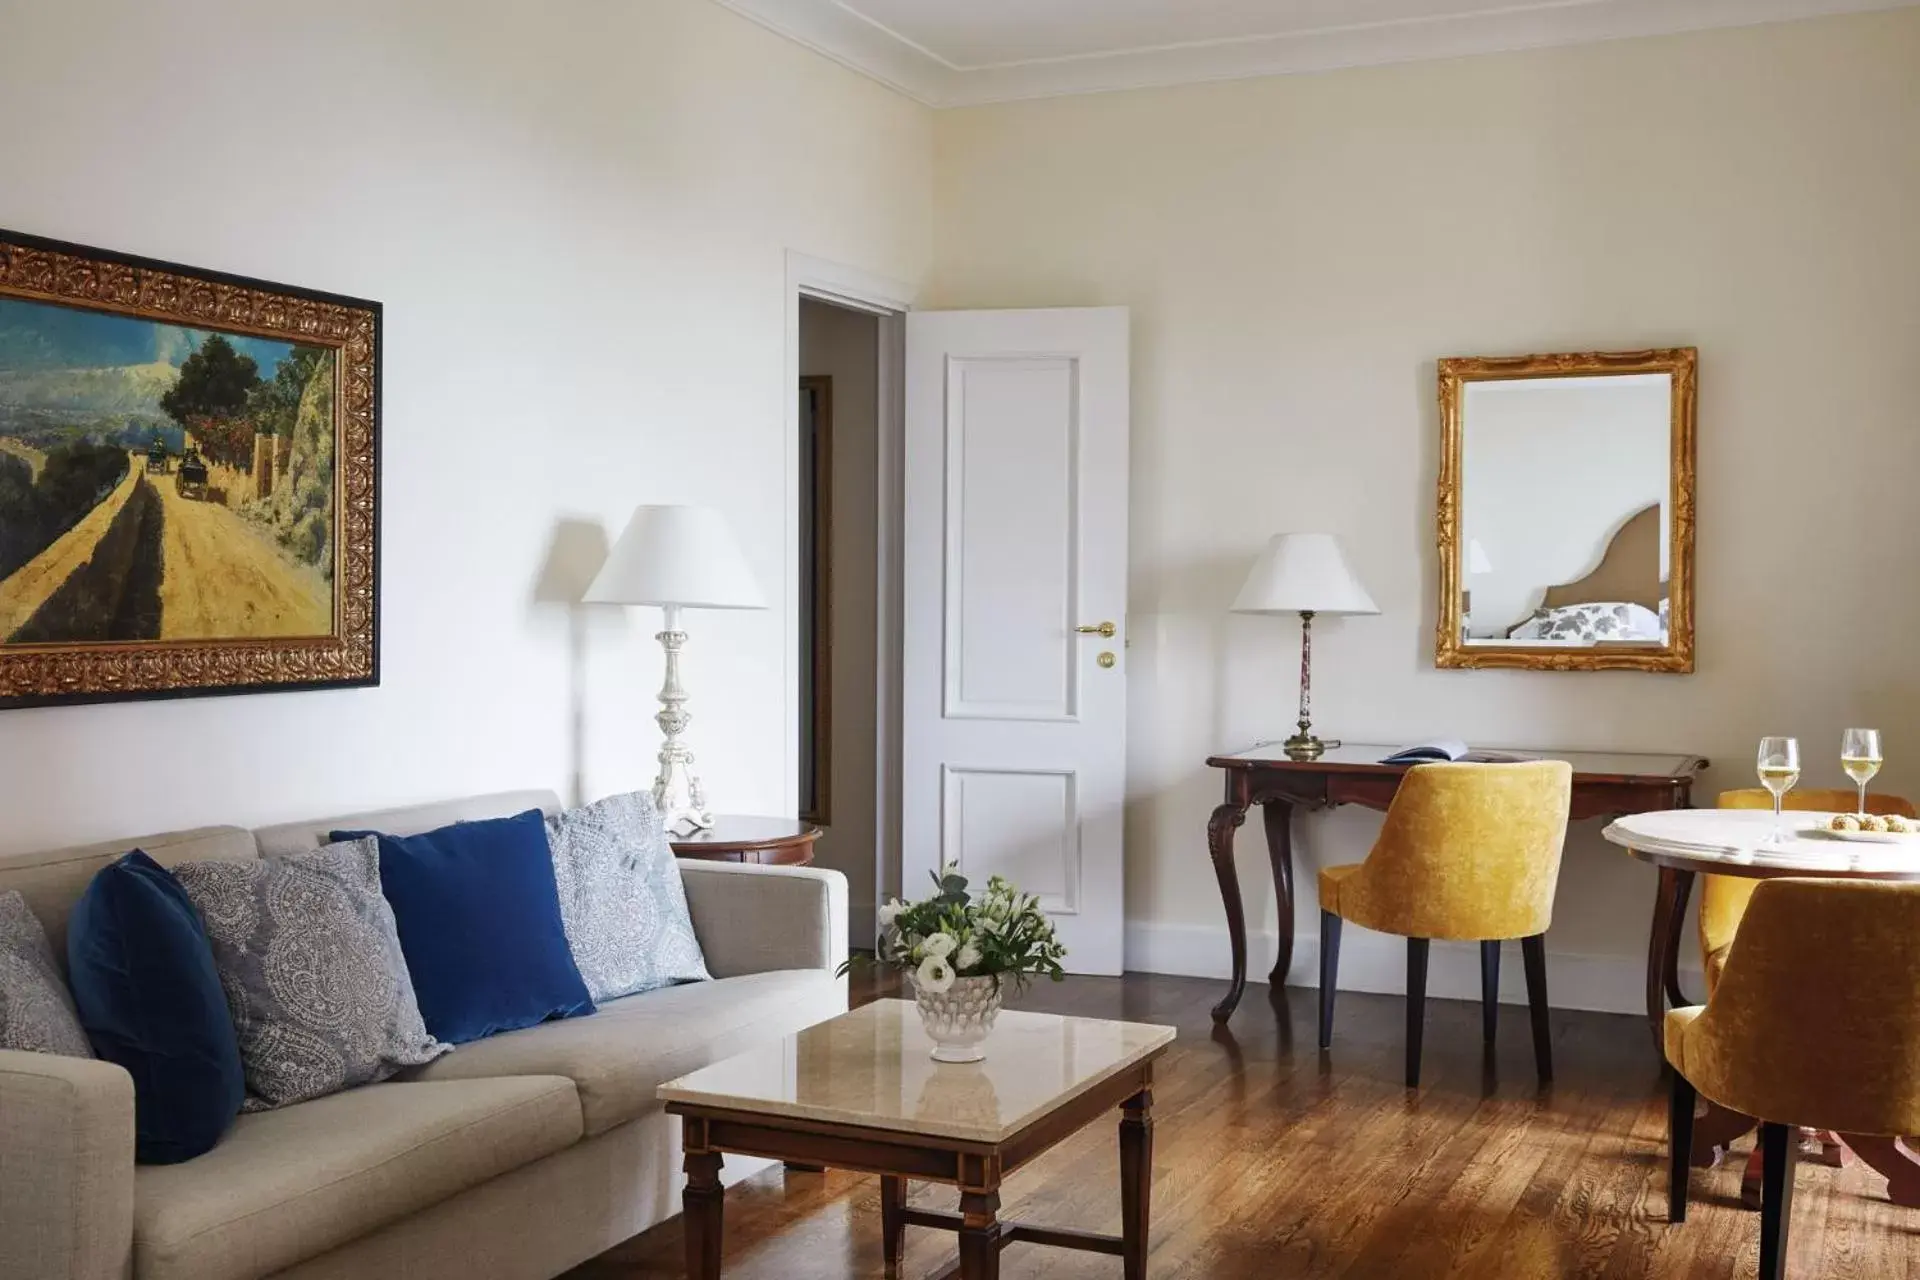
683, 1147, 725, 1279
958, 1190, 1002, 1280
1120, 1088, 1155, 1280
881, 1175, 907, 1277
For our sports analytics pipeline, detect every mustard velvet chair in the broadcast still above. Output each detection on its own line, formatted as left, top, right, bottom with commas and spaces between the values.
1699, 789, 1916, 994
1666, 879, 1920, 1280
1316, 760, 1573, 1088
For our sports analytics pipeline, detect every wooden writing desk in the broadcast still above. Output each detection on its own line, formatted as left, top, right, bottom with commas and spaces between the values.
1204, 743, 1707, 1023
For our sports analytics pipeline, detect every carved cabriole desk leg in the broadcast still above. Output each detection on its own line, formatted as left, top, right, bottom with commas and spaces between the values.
1839, 1135, 1920, 1207
1261, 797, 1296, 987
1208, 794, 1252, 1023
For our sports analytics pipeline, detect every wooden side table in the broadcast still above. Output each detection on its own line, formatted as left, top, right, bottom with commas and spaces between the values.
669, 816, 820, 866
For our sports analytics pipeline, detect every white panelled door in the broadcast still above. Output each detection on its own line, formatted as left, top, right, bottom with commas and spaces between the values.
902, 308, 1129, 975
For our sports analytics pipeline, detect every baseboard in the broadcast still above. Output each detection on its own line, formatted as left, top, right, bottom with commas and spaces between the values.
1122, 919, 1704, 1018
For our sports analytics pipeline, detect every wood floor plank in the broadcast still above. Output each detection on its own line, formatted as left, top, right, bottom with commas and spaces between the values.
564, 973, 1917, 1279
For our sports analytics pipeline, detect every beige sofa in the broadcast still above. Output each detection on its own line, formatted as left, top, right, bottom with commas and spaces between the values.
0, 790, 849, 1280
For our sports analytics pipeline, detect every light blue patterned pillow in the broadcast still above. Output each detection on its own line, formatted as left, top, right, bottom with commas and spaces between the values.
0, 890, 93, 1058
174, 837, 448, 1109
546, 791, 710, 1002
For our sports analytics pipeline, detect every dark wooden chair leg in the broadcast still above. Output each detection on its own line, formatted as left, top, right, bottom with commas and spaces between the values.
1521, 933, 1553, 1082
1406, 937, 1430, 1088
1480, 940, 1501, 1045
1668, 1071, 1696, 1222
881, 1175, 906, 1277
1758, 1122, 1798, 1280
1318, 911, 1342, 1050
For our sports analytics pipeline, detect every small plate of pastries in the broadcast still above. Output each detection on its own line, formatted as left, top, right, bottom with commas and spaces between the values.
1806, 813, 1920, 843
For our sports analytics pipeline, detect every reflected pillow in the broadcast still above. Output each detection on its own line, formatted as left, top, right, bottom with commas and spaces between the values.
1507, 601, 1663, 642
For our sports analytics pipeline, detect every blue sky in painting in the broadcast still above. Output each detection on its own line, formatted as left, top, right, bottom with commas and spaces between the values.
0, 296, 296, 375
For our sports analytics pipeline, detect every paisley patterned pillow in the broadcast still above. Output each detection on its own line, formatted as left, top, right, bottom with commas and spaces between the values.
174, 837, 447, 1109
0, 890, 93, 1058
546, 791, 710, 1002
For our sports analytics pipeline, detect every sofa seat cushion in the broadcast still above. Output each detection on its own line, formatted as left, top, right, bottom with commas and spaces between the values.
132, 1076, 581, 1280
403, 969, 845, 1136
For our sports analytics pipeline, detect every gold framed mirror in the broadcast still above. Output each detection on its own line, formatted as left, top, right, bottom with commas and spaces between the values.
1435, 348, 1696, 673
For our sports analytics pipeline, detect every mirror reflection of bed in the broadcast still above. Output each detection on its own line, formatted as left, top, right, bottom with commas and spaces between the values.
1460, 369, 1671, 648
1438, 348, 1693, 672
1466, 504, 1667, 646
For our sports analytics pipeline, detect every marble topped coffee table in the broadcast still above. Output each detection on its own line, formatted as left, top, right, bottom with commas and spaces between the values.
657, 999, 1175, 1279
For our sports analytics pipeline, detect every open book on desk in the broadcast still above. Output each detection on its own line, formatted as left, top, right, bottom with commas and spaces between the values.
1380, 741, 1528, 765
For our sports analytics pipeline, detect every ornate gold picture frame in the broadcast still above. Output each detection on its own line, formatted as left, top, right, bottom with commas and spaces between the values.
0, 229, 378, 707
1435, 348, 1696, 673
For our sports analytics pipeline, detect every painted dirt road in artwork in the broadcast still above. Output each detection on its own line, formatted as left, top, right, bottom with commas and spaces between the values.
0, 457, 330, 642
0, 295, 337, 646
154, 469, 330, 638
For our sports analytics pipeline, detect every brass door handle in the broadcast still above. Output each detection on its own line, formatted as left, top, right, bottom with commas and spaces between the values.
1076, 621, 1117, 638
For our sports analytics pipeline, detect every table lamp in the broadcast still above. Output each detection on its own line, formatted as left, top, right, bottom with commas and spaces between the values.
1231, 532, 1379, 761
585, 504, 766, 833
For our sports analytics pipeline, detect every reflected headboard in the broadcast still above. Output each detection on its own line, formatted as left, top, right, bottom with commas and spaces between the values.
1539, 504, 1664, 612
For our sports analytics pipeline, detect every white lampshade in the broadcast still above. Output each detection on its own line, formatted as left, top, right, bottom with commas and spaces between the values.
584, 504, 766, 610
1468, 538, 1494, 575
1231, 532, 1379, 617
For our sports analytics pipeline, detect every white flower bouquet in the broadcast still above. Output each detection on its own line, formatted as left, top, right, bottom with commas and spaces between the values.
844, 865, 1067, 993
842, 866, 1066, 1061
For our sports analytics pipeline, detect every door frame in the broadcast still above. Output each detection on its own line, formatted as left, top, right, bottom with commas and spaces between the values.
784, 252, 914, 945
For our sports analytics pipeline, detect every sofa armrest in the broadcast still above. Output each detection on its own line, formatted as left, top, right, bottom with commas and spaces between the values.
679, 862, 848, 980
0, 1050, 135, 1280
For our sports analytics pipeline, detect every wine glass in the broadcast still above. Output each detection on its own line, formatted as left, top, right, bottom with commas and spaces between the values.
1841, 728, 1882, 817
1756, 737, 1800, 845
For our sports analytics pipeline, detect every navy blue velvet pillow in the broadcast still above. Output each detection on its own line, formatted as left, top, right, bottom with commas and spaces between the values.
334, 809, 594, 1044
67, 851, 244, 1165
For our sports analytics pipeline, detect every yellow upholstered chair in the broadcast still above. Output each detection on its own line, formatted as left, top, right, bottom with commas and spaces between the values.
1699, 789, 1916, 994
1317, 760, 1573, 1088
1666, 879, 1920, 1280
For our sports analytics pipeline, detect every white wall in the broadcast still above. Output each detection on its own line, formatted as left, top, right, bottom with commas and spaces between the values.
798, 298, 880, 931
1462, 374, 1669, 636
928, 10, 1920, 1011
0, 0, 930, 852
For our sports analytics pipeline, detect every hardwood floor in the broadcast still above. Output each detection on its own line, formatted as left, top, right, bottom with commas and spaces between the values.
566, 974, 1920, 1279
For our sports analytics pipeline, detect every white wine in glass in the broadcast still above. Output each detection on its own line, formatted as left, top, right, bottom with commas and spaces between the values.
1756, 736, 1800, 845
1841, 727, 1882, 816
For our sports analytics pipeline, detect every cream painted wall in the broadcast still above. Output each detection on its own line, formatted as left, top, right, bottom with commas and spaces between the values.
0, 0, 930, 853
799, 298, 880, 931
928, 10, 1920, 1011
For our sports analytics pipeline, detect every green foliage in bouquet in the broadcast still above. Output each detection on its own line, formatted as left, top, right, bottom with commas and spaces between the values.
838, 866, 1067, 995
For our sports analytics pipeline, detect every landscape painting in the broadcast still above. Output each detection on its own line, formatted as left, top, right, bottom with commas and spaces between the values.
0, 231, 379, 707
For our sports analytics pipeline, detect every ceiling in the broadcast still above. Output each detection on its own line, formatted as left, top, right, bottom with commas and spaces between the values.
713, 0, 1916, 105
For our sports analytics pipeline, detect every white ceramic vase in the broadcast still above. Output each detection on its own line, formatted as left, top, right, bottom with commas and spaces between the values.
912, 974, 1003, 1063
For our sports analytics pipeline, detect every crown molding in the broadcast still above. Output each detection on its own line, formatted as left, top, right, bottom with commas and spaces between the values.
713, 0, 1918, 107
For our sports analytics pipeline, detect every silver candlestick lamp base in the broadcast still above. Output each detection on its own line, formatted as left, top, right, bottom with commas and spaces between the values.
652, 605, 713, 834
